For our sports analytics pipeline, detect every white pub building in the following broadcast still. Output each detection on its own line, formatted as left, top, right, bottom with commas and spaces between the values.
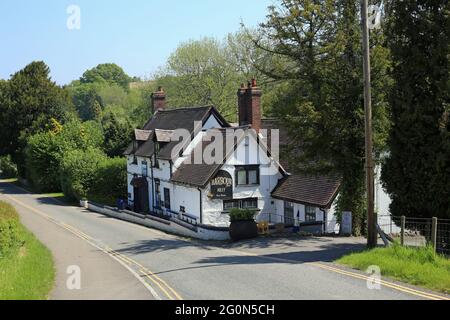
125, 81, 342, 234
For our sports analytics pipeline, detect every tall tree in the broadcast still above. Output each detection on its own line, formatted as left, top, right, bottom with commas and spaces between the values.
80, 63, 132, 91
0, 61, 73, 175
253, 0, 391, 234
382, 0, 450, 219
155, 38, 244, 120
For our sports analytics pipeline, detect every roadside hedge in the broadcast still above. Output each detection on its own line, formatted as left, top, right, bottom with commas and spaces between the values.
89, 157, 127, 206
60, 147, 107, 201
59, 148, 126, 205
0, 155, 18, 178
25, 119, 104, 192
0, 202, 21, 258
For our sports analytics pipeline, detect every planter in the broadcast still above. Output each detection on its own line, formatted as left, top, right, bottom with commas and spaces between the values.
229, 220, 258, 241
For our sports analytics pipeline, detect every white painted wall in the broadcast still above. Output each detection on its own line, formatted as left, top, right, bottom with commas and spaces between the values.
200, 131, 283, 227
202, 114, 222, 130
172, 184, 201, 221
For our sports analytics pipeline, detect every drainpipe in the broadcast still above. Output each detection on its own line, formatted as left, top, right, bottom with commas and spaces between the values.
197, 188, 203, 225
320, 208, 327, 234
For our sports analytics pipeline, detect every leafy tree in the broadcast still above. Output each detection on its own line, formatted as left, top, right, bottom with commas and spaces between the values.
155, 37, 251, 120
382, 0, 450, 219
67, 83, 103, 121
101, 111, 133, 157
25, 119, 104, 192
253, 0, 391, 234
80, 63, 132, 91
0, 61, 73, 175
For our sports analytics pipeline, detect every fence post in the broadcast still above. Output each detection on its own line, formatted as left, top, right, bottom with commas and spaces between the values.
401, 216, 405, 246
431, 217, 438, 253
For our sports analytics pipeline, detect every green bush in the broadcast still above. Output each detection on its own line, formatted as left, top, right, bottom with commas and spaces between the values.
0, 155, 18, 178
0, 202, 21, 258
229, 208, 256, 222
89, 157, 127, 206
25, 119, 104, 192
60, 147, 107, 201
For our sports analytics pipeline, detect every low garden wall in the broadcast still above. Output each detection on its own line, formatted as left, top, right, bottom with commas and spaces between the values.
83, 201, 230, 241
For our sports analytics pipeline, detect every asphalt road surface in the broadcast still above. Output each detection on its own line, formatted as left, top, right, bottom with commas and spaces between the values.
0, 181, 448, 300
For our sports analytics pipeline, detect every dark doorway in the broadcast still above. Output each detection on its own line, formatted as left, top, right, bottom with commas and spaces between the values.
131, 177, 149, 214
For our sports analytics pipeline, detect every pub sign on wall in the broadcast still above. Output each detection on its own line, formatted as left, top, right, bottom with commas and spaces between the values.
210, 170, 233, 200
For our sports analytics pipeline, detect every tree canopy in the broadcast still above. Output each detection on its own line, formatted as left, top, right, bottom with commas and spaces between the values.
382, 0, 450, 219
0, 61, 74, 175
251, 0, 391, 234
80, 63, 132, 90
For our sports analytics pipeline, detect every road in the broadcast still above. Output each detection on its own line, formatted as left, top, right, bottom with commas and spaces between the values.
0, 181, 447, 300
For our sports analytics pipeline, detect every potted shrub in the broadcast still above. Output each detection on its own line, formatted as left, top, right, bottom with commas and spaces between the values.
229, 208, 258, 241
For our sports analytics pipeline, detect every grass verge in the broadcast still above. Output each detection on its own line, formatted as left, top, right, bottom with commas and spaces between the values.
337, 244, 450, 294
0, 201, 55, 300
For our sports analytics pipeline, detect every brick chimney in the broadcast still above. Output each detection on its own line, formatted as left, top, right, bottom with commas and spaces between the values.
151, 86, 166, 113
237, 79, 262, 132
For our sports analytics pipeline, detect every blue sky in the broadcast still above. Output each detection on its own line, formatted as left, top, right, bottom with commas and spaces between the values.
0, 0, 274, 85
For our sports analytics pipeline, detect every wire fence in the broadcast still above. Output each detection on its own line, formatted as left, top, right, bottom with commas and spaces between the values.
378, 215, 450, 256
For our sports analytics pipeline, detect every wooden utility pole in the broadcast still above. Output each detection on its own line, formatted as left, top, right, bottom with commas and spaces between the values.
361, 0, 377, 248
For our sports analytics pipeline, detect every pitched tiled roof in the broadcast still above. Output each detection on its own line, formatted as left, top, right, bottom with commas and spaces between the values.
124, 106, 229, 158
272, 174, 340, 208
170, 128, 247, 187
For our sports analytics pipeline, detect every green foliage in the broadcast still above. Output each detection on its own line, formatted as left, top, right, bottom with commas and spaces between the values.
0, 201, 54, 299
80, 63, 132, 90
25, 119, 104, 192
89, 157, 127, 206
229, 208, 256, 222
253, 0, 391, 235
154, 34, 278, 121
0, 155, 18, 178
59, 148, 126, 205
337, 244, 450, 294
0, 202, 21, 258
382, 0, 450, 219
101, 111, 133, 157
0, 61, 74, 175
67, 83, 103, 121
59, 147, 107, 201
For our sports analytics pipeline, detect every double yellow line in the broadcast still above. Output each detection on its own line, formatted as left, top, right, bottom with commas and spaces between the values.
2, 193, 182, 301
308, 262, 449, 301
222, 247, 449, 300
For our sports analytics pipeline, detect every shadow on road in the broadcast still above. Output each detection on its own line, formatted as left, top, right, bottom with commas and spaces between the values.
116, 235, 366, 277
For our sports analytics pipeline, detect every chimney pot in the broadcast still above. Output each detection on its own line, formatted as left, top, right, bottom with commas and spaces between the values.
238, 79, 262, 132
151, 87, 166, 113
